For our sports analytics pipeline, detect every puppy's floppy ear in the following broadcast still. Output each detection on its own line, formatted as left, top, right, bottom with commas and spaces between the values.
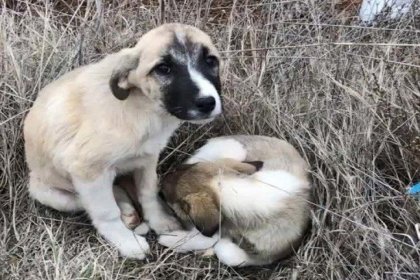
180, 192, 219, 237
109, 54, 139, 100
242, 161, 264, 172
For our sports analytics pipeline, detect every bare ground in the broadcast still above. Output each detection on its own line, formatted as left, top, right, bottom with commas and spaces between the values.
1, 1, 419, 279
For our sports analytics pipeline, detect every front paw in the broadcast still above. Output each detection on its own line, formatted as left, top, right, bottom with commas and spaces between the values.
118, 236, 150, 259
148, 214, 181, 234
96, 220, 150, 259
158, 230, 191, 252
158, 228, 217, 252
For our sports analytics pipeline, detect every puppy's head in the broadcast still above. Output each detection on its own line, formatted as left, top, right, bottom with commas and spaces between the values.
110, 23, 222, 122
159, 159, 263, 236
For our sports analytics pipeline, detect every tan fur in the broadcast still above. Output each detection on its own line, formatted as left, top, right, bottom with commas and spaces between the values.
160, 135, 312, 265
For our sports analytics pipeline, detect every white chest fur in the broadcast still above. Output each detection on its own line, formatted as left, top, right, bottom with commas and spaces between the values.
114, 116, 180, 173
141, 120, 179, 155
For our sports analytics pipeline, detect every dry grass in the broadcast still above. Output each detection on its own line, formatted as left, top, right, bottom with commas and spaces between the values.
1, 0, 420, 279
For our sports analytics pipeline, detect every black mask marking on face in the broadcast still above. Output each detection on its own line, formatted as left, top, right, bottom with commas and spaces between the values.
196, 46, 221, 94
161, 55, 200, 120
153, 35, 222, 121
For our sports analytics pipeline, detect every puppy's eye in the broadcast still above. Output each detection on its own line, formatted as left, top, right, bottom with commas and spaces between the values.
154, 63, 171, 75
205, 55, 219, 68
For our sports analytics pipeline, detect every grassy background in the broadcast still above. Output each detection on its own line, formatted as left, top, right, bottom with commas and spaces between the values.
1, 0, 419, 279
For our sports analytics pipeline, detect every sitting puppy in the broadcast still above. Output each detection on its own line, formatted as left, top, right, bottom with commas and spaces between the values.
23, 23, 223, 258
158, 135, 312, 267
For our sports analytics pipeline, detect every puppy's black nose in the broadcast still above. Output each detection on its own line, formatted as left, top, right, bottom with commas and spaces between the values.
195, 96, 216, 114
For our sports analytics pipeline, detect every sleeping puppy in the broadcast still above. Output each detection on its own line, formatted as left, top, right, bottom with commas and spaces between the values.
158, 135, 312, 267
23, 23, 222, 259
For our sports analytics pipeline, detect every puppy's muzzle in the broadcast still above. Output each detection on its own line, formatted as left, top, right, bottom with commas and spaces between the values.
195, 96, 216, 114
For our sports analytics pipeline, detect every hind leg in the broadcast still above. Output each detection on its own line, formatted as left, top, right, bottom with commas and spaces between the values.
114, 185, 140, 229
114, 175, 149, 235
28, 172, 83, 212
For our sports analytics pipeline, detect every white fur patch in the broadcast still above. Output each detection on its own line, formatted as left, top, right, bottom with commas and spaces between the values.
215, 170, 307, 219
158, 228, 218, 252
214, 238, 250, 267
188, 66, 222, 117
96, 218, 150, 259
134, 223, 150, 236
359, 0, 413, 23
175, 31, 186, 45
187, 138, 247, 164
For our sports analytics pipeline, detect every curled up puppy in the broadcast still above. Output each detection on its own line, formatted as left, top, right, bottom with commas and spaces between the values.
158, 135, 312, 267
